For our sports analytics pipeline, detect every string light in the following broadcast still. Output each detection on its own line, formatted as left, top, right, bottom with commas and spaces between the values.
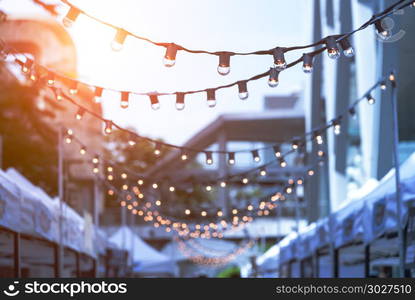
94, 86, 103, 103
169, 186, 175, 192
175, 92, 185, 111
302, 53, 313, 73
149, 94, 160, 110
121, 172, 127, 179
251, 150, 260, 163
339, 37, 354, 57
185, 209, 191, 215
273, 47, 286, 71
79, 146, 86, 155
217, 53, 231, 75
308, 169, 315, 176
259, 168, 267, 177
181, 152, 188, 161
273, 146, 282, 158
374, 20, 391, 40
54, 88, 63, 101
63, 6, 80, 27
111, 28, 128, 51
152, 183, 158, 189
163, 43, 178, 67
154, 143, 161, 156
138, 179, 144, 185
366, 93, 375, 105
128, 133, 136, 146
21, 58, 32, 73
69, 81, 78, 95
314, 132, 324, 145
104, 120, 113, 134
47, 72, 55, 86
332, 118, 342, 135
268, 67, 279, 87
205, 185, 212, 192
237, 81, 248, 100
242, 177, 249, 184
325, 36, 340, 59
220, 181, 226, 188
75, 107, 85, 120
201, 211, 207, 217
120, 91, 129, 109
228, 152, 235, 165
279, 157, 287, 168
291, 139, 300, 150
380, 81, 387, 90
205, 151, 213, 165
206, 89, 216, 108
92, 155, 99, 164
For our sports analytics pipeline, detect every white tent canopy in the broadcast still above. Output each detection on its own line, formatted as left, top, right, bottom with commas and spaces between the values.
109, 226, 176, 275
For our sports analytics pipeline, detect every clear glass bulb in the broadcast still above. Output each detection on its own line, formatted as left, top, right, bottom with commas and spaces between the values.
328, 48, 340, 59
217, 65, 230, 76
151, 103, 160, 110
206, 158, 213, 165
62, 17, 74, 28
176, 102, 185, 110
343, 47, 354, 57
228, 159, 235, 165
220, 181, 226, 188
111, 41, 123, 52
274, 60, 286, 71
238, 92, 249, 100
207, 99, 216, 108
163, 57, 175, 67
268, 78, 279, 88
376, 30, 391, 40
334, 125, 341, 135
120, 100, 129, 109
260, 170, 267, 176
154, 149, 161, 156
303, 64, 313, 73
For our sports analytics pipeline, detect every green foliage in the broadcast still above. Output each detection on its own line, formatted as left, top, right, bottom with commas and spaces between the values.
0, 80, 59, 195
216, 265, 241, 278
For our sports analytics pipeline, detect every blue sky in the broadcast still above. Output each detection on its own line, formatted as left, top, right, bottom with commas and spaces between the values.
1, 0, 312, 145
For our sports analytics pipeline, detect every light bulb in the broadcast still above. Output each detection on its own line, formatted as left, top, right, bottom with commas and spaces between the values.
273, 146, 281, 158
237, 81, 248, 100
181, 153, 188, 161
63, 6, 80, 28
149, 94, 160, 110
185, 209, 191, 215
268, 67, 279, 87
128, 138, 136, 146
152, 183, 158, 189
380, 81, 387, 90
94, 86, 103, 103
176, 92, 185, 110
111, 28, 128, 51
120, 91, 129, 109
79, 147, 86, 155
318, 150, 325, 157
260, 168, 267, 176
47, 73, 55, 86
169, 186, 175, 192
242, 178, 249, 184
366, 94, 375, 105
273, 47, 286, 71
291, 140, 299, 150
279, 158, 287, 168
201, 211, 207, 217
104, 120, 112, 134
315, 134, 323, 145
375, 20, 391, 40
326, 36, 340, 59
75, 107, 85, 120
217, 53, 231, 75
107, 166, 113, 172
22, 59, 32, 73
54, 88, 63, 101
93, 167, 99, 174
332, 119, 342, 135
92, 156, 99, 164
206, 89, 216, 107
154, 143, 161, 156
138, 179, 144, 185
339, 38, 354, 57
217, 210, 223, 217
205, 151, 213, 165
302, 53, 313, 73
251, 150, 260, 162
121, 173, 127, 179
65, 136, 72, 144
206, 185, 212, 192
228, 152, 235, 165
308, 169, 315, 176
220, 181, 226, 188
163, 43, 178, 67
69, 81, 78, 95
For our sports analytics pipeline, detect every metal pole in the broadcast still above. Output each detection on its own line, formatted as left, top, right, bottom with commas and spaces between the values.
57, 126, 64, 278
390, 73, 405, 277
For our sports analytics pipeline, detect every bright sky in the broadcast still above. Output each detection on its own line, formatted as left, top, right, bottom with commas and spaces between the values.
2, 0, 312, 145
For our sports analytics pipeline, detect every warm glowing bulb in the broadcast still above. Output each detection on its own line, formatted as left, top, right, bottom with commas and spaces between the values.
185, 209, 191, 215
220, 181, 226, 188
181, 153, 188, 161
93, 167, 99, 174
169, 186, 175, 192
152, 183, 158, 189
79, 147, 86, 155
260, 169, 267, 176
242, 178, 249, 184
201, 211, 207, 217
121, 173, 127, 179
138, 179, 144, 185
206, 185, 212, 192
